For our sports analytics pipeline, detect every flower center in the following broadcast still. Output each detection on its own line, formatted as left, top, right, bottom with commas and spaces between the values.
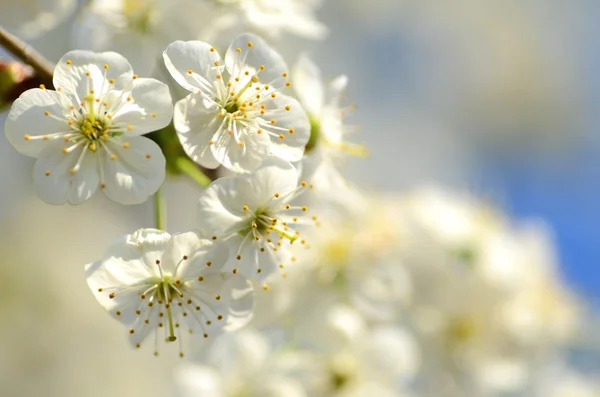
123, 0, 156, 34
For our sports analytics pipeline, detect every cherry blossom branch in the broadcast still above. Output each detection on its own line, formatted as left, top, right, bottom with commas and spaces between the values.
175, 156, 213, 187
154, 188, 166, 230
0, 24, 54, 87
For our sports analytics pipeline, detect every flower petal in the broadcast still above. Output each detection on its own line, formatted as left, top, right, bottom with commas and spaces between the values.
101, 137, 166, 205
197, 176, 249, 237
5, 88, 73, 157
262, 95, 310, 162
104, 229, 172, 273
32, 141, 100, 205
54, 50, 134, 102
112, 77, 173, 136
173, 95, 221, 169
163, 40, 224, 93
225, 33, 289, 91
210, 122, 270, 173
237, 157, 299, 207
293, 55, 323, 115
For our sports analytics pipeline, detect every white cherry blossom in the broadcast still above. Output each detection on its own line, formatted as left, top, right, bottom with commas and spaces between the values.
164, 33, 310, 173
85, 228, 254, 357
4, 50, 173, 205
196, 158, 316, 286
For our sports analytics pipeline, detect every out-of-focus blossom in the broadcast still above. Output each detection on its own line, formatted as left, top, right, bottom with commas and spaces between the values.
4, 50, 172, 205
73, 0, 213, 76
211, 0, 327, 40
86, 228, 254, 357
175, 329, 309, 397
164, 33, 309, 172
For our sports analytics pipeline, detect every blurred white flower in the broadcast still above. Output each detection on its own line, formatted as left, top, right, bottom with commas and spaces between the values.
73, 0, 213, 76
293, 55, 364, 159
196, 158, 315, 285
175, 329, 309, 397
297, 306, 420, 397
0, 0, 76, 39
85, 228, 254, 357
163, 33, 310, 172
212, 0, 327, 40
4, 50, 172, 205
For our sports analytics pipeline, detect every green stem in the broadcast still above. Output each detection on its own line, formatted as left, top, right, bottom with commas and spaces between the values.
175, 156, 212, 187
154, 188, 166, 230
0, 24, 54, 87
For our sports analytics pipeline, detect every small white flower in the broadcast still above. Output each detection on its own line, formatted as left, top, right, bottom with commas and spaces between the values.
196, 158, 316, 285
163, 33, 310, 173
85, 228, 254, 357
5, 50, 173, 205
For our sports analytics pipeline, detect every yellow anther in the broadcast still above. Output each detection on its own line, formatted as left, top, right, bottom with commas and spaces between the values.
282, 72, 288, 77
270, 119, 276, 124
247, 41, 253, 47
133, 74, 138, 79
123, 142, 130, 149
85, 71, 90, 77
279, 134, 284, 139
285, 105, 291, 111
302, 206, 308, 212
301, 181, 307, 186
187, 69, 193, 75
39, 84, 46, 89
263, 284, 269, 291
259, 65, 265, 70
214, 61, 220, 66
69, 168, 77, 175
110, 154, 117, 160
210, 47, 215, 52
236, 47, 242, 53
243, 205, 249, 211
145, 153, 151, 159
127, 125, 133, 131
109, 78, 115, 84
66, 60, 72, 65
44, 111, 50, 116
286, 82, 291, 87
44, 170, 51, 176
151, 112, 157, 118
288, 128, 295, 133
271, 93, 276, 98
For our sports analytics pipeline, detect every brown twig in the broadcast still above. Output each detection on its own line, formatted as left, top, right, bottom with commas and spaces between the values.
0, 24, 54, 88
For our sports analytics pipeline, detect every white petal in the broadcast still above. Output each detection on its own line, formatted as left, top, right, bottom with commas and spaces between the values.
262, 95, 310, 162
101, 137, 166, 205
5, 88, 72, 157
197, 176, 249, 237
238, 157, 299, 208
210, 122, 270, 172
163, 40, 223, 93
173, 95, 220, 169
32, 142, 99, 205
54, 50, 134, 102
225, 33, 289, 91
220, 273, 255, 331
112, 78, 173, 136
293, 55, 323, 115
104, 228, 171, 273
164, 234, 230, 278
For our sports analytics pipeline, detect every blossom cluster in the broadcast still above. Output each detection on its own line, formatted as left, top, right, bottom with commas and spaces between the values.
1, 1, 597, 396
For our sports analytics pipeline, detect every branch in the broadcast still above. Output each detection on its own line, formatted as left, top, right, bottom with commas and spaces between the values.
0, 24, 54, 88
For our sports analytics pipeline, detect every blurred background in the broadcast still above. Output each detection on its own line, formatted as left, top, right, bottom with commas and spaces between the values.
1, 0, 599, 396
